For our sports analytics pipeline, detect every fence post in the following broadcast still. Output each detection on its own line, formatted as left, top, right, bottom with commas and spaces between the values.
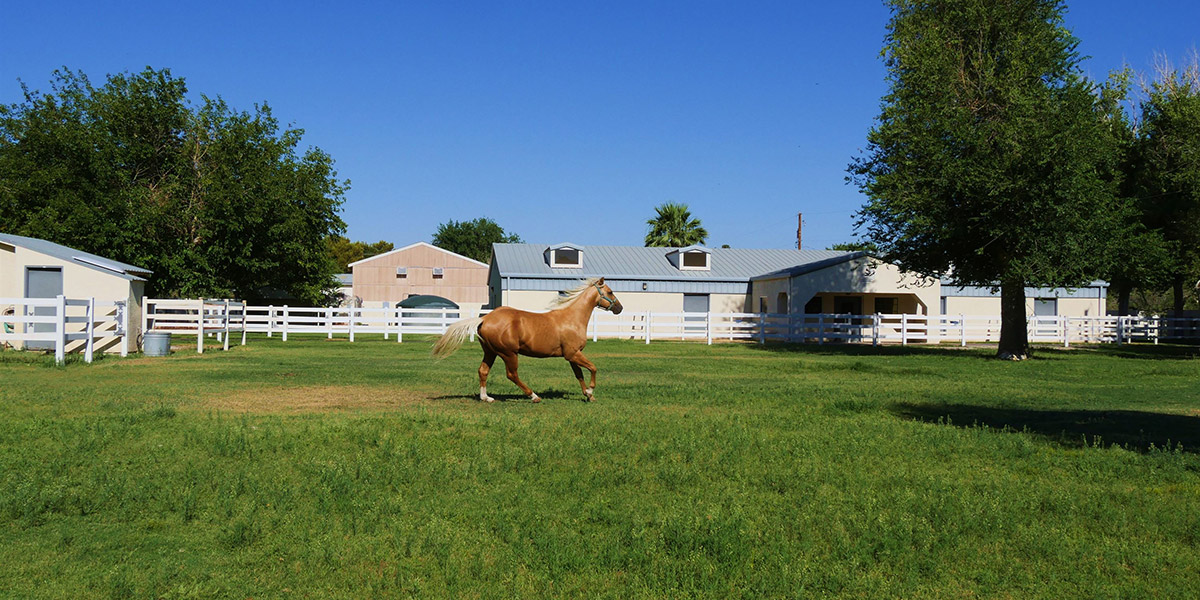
1062, 317, 1069, 348
268, 305, 275, 338
960, 314, 966, 347
54, 294, 67, 365
872, 313, 879, 347
645, 312, 652, 344
591, 312, 598, 342
84, 297, 96, 363
816, 314, 824, 345
349, 306, 356, 342
380, 302, 389, 340
282, 305, 289, 342
1116, 316, 1123, 346
758, 312, 766, 344
901, 313, 908, 346
197, 299, 205, 354
120, 299, 129, 357
239, 303, 247, 346
396, 306, 403, 343
223, 300, 231, 351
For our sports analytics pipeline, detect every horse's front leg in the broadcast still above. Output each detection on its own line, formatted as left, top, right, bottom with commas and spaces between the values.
501, 353, 540, 402
567, 352, 598, 402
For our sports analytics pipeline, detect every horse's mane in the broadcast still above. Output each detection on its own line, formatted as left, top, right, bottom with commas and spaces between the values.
549, 278, 602, 308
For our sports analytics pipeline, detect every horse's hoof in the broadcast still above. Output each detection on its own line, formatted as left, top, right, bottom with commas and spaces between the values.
481, 396, 495, 403
530, 394, 541, 403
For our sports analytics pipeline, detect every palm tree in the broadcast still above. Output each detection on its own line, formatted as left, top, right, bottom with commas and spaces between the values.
644, 202, 709, 247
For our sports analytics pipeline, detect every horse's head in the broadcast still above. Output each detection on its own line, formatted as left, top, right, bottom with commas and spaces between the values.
593, 278, 623, 314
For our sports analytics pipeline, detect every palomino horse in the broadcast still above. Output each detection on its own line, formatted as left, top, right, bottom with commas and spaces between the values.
432, 278, 623, 402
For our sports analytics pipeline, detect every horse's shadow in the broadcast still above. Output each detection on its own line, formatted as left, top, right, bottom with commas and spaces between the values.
430, 389, 573, 403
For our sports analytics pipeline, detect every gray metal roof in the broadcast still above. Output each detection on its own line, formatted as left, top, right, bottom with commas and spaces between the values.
492, 243, 857, 282
0, 233, 152, 282
335, 273, 353, 286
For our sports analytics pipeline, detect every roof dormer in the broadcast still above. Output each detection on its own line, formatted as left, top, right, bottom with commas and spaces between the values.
545, 243, 584, 269
666, 245, 711, 271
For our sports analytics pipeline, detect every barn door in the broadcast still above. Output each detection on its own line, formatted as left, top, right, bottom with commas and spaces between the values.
683, 294, 709, 335
25, 267, 63, 350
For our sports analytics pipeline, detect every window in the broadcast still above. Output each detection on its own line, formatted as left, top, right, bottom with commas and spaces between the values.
433, 267, 444, 279
874, 297, 897, 314
776, 292, 788, 313
759, 297, 768, 313
681, 251, 708, 269
1034, 298, 1057, 316
551, 248, 581, 268
396, 267, 407, 278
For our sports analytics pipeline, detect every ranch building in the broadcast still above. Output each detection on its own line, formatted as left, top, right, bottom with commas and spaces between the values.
490, 242, 1108, 323
0, 233, 149, 354
488, 242, 930, 316
349, 242, 490, 313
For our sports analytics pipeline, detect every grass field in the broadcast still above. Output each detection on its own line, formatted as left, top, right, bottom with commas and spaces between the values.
1, 335, 1198, 598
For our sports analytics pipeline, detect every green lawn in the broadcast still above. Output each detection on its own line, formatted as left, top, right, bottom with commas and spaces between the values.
1, 336, 1198, 598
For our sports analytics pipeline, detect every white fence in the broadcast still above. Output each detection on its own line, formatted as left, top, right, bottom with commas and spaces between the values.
1, 295, 129, 364
142, 300, 1200, 352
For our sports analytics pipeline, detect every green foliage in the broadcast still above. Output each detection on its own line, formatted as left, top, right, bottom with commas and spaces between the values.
0, 67, 348, 304
326, 235, 394, 272
430, 217, 521, 263
1135, 57, 1200, 310
0, 338, 1198, 597
644, 202, 708, 247
828, 240, 879, 254
849, 0, 1124, 354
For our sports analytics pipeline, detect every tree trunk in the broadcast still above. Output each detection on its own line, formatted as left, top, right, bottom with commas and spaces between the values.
998, 279, 1029, 360
1117, 284, 1132, 316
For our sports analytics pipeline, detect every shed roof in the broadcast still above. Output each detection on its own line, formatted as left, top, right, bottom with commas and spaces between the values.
0, 233, 153, 282
492, 243, 856, 282
348, 241, 488, 268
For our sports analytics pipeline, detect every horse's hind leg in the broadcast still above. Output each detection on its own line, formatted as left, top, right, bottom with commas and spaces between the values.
478, 350, 497, 402
500, 353, 539, 402
568, 362, 590, 402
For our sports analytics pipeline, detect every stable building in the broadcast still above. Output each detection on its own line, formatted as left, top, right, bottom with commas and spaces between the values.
0, 233, 150, 354
489, 242, 867, 315
349, 242, 490, 313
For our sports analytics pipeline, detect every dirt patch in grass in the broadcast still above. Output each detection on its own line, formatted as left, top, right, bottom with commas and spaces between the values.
194, 385, 445, 414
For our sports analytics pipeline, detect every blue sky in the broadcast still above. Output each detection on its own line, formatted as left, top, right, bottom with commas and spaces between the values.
3, 1, 1198, 250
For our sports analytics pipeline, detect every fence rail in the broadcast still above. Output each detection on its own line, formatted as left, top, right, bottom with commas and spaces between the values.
143, 300, 1200, 352
1, 296, 128, 364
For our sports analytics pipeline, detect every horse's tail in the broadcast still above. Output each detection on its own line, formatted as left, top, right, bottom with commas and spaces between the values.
432, 316, 484, 360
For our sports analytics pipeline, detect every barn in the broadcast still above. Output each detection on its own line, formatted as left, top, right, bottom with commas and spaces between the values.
0, 233, 150, 353
489, 242, 876, 315
348, 242, 490, 313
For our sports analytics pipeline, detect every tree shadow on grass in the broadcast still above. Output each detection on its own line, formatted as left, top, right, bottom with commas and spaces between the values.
891, 402, 1200, 454
748, 341, 1199, 361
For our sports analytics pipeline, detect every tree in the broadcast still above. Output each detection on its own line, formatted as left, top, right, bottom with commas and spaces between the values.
828, 241, 880, 254
1136, 56, 1200, 312
849, 0, 1123, 358
644, 202, 708, 247
431, 218, 521, 263
327, 235, 394, 272
0, 67, 348, 305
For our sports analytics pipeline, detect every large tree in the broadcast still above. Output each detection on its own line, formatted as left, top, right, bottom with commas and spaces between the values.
644, 202, 708, 247
0, 67, 348, 304
327, 235, 394, 272
849, 0, 1122, 358
431, 217, 521, 263
1136, 57, 1200, 312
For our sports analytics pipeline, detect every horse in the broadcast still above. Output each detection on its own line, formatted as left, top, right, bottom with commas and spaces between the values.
432, 277, 623, 403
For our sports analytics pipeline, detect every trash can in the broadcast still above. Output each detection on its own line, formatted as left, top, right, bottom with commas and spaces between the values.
142, 331, 172, 357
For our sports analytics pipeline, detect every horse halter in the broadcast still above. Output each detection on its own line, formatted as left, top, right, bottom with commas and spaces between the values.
594, 282, 618, 311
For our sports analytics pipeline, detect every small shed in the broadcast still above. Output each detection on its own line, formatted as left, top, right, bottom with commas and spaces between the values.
0, 233, 151, 354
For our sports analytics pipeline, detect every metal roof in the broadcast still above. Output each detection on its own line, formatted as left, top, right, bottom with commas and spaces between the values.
492, 243, 857, 282
940, 279, 1109, 299
0, 233, 152, 282
335, 273, 353, 286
